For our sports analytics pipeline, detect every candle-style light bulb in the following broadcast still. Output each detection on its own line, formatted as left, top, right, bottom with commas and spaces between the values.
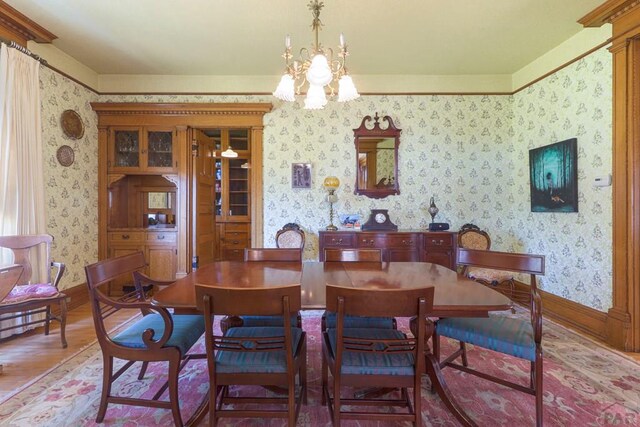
339, 33, 345, 47
285, 34, 291, 48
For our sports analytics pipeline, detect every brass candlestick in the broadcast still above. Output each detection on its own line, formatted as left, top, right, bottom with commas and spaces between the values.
428, 196, 439, 223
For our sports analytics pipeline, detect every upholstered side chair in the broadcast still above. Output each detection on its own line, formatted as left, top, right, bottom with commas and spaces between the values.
275, 223, 305, 249
0, 234, 67, 348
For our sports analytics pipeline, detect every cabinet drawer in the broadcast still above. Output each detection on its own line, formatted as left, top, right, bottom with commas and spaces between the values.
146, 232, 176, 243
423, 233, 454, 248
222, 237, 249, 248
322, 233, 355, 247
225, 223, 249, 232
224, 231, 248, 241
223, 248, 245, 261
358, 234, 419, 249
109, 232, 144, 243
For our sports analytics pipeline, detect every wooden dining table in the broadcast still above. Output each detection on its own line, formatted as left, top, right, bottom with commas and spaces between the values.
152, 261, 512, 427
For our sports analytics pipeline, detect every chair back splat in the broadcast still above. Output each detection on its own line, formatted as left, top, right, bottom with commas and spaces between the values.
323, 284, 434, 426
196, 284, 307, 426
0, 234, 67, 349
84, 251, 207, 426
435, 247, 546, 426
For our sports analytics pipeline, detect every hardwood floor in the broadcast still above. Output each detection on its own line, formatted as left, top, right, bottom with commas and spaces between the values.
0, 303, 133, 401
0, 303, 639, 404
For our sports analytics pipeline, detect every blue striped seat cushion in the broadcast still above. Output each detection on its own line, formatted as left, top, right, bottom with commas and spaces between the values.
324, 311, 395, 329
436, 316, 536, 361
239, 315, 299, 327
216, 326, 304, 374
326, 328, 415, 376
112, 313, 205, 355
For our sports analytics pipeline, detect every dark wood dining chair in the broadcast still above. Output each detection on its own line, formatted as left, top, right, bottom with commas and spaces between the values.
0, 234, 67, 348
322, 284, 434, 426
196, 283, 307, 426
275, 223, 305, 249
322, 248, 395, 330
434, 248, 546, 426
84, 251, 207, 427
228, 248, 302, 331
458, 224, 517, 306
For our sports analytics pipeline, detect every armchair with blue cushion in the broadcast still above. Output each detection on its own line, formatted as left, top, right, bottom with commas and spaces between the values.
433, 248, 545, 426
84, 252, 207, 427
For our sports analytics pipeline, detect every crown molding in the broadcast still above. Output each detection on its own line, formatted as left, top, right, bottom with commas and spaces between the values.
0, 0, 56, 46
579, 0, 640, 27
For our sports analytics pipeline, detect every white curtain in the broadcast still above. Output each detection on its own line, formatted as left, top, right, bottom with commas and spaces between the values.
0, 43, 47, 338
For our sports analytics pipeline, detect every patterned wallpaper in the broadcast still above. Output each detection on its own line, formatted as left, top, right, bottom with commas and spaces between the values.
38, 47, 612, 312
39, 68, 99, 287
511, 48, 613, 310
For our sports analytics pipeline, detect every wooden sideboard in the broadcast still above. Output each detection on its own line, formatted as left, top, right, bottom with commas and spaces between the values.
319, 230, 457, 270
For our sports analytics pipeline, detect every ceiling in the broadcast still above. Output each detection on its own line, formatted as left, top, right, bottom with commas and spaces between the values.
5, 0, 604, 77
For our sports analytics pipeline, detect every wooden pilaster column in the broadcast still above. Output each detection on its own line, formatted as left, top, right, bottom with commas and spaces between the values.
581, 0, 640, 351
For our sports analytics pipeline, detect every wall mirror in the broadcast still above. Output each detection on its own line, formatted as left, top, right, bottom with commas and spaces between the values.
148, 192, 172, 209
353, 113, 401, 199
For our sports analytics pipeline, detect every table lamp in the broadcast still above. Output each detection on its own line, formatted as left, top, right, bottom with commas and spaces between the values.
323, 176, 340, 231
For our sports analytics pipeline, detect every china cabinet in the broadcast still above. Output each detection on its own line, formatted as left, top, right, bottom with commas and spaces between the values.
92, 102, 272, 289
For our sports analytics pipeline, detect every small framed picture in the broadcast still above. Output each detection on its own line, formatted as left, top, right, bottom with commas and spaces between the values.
291, 163, 312, 189
339, 214, 362, 230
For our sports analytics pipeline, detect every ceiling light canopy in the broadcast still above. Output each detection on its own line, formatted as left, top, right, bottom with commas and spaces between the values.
273, 0, 359, 109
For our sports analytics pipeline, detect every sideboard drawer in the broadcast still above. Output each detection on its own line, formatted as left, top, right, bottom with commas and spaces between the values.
322, 232, 355, 247
423, 233, 454, 248
357, 234, 419, 249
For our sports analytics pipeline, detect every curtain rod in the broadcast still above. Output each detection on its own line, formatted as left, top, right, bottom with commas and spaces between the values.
0, 37, 47, 65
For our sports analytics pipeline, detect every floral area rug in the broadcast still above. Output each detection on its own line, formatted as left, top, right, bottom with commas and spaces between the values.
0, 310, 638, 426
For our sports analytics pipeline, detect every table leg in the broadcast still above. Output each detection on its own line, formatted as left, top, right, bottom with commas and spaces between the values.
423, 319, 477, 427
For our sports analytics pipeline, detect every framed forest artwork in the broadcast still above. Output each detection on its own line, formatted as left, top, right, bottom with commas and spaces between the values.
529, 138, 578, 213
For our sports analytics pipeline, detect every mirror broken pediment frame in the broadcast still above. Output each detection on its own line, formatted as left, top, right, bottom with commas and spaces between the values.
353, 113, 401, 199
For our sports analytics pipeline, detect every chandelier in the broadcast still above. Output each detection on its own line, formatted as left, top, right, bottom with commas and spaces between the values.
273, 0, 360, 109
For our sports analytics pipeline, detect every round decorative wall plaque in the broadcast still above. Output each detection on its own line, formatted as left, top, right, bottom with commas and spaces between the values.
60, 109, 84, 139
56, 145, 75, 167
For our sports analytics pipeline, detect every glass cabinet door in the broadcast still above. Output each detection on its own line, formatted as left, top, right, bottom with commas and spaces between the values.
113, 129, 140, 168
147, 130, 173, 169
228, 158, 249, 217
215, 159, 223, 216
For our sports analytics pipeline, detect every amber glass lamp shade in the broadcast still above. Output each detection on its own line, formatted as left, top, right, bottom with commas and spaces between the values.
323, 176, 340, 190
